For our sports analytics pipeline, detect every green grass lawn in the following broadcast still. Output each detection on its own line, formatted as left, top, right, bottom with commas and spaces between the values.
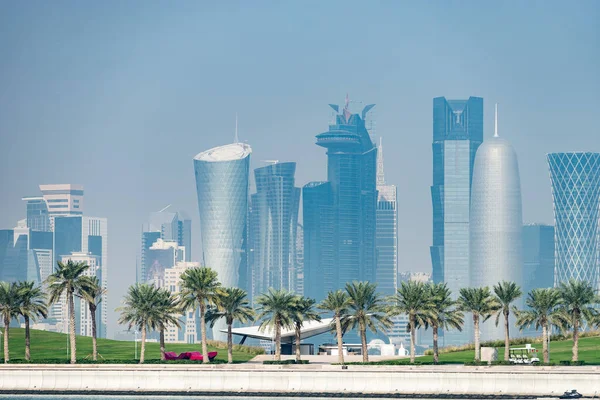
0, 328, 257, 363
368, 336, 600, 365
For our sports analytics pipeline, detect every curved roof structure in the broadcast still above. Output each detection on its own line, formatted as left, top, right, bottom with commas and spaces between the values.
194, 143, 252, 162
223, 318, 334, 343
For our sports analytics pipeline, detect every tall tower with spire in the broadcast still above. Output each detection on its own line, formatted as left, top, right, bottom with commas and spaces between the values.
376, 137, 398, 296
470, 104, 524, 341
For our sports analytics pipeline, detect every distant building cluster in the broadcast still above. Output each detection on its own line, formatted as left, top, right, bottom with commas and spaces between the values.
3, 95, 600, 348
0, 184, 108, 338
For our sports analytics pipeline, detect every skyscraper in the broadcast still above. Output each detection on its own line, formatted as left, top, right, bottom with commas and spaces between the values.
249, 162, 300, 301
139, 209, 192, 284
375, 138, 398, 296
547, 153, 600, 290
54, 216, 108, 338
194, 142, 251, 339
303, 97, 377, 302
470, 105, 523, 341
522, 224, 555, 294
430, 96, 483, 345
22, 196, 51, 232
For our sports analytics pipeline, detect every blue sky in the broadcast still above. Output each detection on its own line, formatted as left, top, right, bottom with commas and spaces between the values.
1, 0, 598, 337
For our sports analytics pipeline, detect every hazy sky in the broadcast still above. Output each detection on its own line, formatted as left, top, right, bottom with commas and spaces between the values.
1, 1, 598, 337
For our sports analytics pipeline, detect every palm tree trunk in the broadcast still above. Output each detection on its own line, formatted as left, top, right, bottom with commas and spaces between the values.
542, 323, 549, 364
25, 315, 31, 362
335, 315, 344, 365
360, 321, 368, 363
474, 313, 480, 362
68, 288, 77, 364
200, 303, 209, 364
409, 316, 416, 364
432, 325, 439, 364
504, 309, 510, 361
572, 316, 579, 362
139, 325, 146, 364
275, 320, 281, 361
295, 323, 301, 363
3, 316, 9, 363
227, 322, 233, 364
90, 304, 97, 361
159, 327, 165, 361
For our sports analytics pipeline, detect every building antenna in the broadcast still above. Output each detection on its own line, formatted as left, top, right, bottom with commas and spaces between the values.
158, 204, 171, 213
234, 113, 239, 143
494, 103, 499, 138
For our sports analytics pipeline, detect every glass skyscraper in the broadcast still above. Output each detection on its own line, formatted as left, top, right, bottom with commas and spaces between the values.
522, 224, 555, 292
375, 138, 398, 297
547, 153, 600, 290
249, 162, 300, 301
430, 96, 483, 345
303, 99, 377, 302
194, 142, 251, 339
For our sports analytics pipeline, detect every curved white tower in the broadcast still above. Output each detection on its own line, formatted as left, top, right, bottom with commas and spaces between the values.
193, 142, 251, 340
470, 105, 523, 341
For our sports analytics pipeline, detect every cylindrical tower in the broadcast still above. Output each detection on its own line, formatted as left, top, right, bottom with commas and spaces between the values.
470, 106, 523, 341
547, 153, 600, 291
193, 142, 251, 340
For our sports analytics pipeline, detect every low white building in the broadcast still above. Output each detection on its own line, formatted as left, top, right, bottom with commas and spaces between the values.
164, 261, 200, 344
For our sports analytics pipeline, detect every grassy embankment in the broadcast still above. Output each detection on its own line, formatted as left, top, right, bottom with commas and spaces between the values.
366, 335, 600, 365
0, 328, 262, 363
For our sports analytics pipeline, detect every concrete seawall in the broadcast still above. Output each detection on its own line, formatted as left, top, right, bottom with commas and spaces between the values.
0, 364, 599, 397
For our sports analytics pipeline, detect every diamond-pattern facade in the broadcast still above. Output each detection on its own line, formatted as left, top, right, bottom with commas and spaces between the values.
548, 153, 600, 290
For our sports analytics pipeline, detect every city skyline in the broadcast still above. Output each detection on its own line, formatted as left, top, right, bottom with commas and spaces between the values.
1, 1, 599, 337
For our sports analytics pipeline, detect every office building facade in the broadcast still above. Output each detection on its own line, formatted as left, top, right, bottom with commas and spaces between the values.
249, 162, 300, 301
303, 99, 377, 302
547, 153, 600, 290
375, 138, 398, 296
470, 108, 523, 341
194, 142, 251, 340
522, 224, 555, 293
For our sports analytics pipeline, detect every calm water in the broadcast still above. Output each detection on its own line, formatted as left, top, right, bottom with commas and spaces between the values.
0, 396, 536, 400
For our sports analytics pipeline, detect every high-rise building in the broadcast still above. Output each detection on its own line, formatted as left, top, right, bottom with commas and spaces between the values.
22, 197, 51, 232
139, 209, 191, 283
164, 261, 201, 343
470, 105, 523, 341
293, 223, 304, 295
249, 162, 300, 301
0, 224, 49, 284
430, 96, 483, 345
60, 252, 100, 337
39, 184, 84, 230
375, 138, 398, 297
547, 153, 600, 290
194, 142, 251, 340
54, 216, 108, 338
522, 224, 555, 292
146, 238, 185, 288
303, 97, 377, 302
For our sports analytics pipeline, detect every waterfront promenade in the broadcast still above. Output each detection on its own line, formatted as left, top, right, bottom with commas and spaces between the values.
1, 363, 599, 398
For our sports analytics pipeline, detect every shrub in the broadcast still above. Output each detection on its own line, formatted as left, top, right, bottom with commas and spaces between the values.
559, 360, 585, 366
205, 340, 265, 355
263, 360, 309, 365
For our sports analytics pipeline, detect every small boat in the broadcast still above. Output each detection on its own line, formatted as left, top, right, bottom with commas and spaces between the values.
559, 389, 582, 399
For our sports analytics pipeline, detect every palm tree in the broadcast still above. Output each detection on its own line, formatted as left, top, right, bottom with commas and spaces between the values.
16, 281, 48, 361
292, 296, 321, 363
46, 260, 90, 364
78, 276, 106, 361
255, 288, 297, 361
458, 287, 500, 362
179, 267, 224, 364
318, 290, 351, 365
556, 279, 599, 362
426, 283, 463, 364
515, 288, 562, 363
493, 281, 522, 361
116, 283, 162, 363
206, 287, 254, 363
154, 288, 182, 361
0, 282, 21, 363
391, 281, 434, 363
342, 281, 392, 363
